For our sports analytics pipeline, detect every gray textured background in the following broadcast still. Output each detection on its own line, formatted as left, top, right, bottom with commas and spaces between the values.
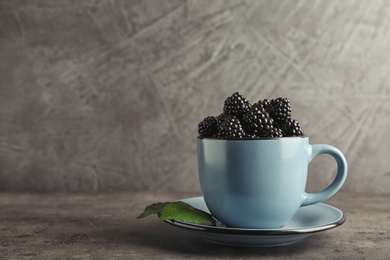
0, 0, 389, 193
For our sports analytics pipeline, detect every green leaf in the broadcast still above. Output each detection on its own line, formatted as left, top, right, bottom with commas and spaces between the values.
160, 201, 215, 225
137, 202, 169, 219
137, 201, 216, 225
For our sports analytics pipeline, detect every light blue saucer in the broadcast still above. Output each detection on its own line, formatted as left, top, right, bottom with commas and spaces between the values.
163, 197, 345, 247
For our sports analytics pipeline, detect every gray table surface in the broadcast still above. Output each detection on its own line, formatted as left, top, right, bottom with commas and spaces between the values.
0, 191, 389, 259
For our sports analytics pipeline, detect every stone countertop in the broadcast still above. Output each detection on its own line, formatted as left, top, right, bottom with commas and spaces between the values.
0, 191, 389, 259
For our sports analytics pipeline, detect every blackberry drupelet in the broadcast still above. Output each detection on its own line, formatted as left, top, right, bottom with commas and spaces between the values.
242, 106, 275, 137
279, 118, 304, 137
269, 97, 292, 123
198, 116, 218, 137
217, 116, 245, 139
223, 92, 251, 119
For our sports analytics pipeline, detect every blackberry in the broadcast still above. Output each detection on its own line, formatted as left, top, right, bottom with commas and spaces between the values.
215, 113, 228, 127
217, 116, 245, 139
242, 106, 274, 137
263, 127, 283, 138
223, 92, 251, 119
279, 118, 304, 137
243, 134, 258, 139
197, 93, 304, 139
198, 116, 218, 137
253, 99, 271, 110
269, 97, 292, 123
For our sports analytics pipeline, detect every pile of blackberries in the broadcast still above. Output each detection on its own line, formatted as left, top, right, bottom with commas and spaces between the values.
198, 92, 304, 139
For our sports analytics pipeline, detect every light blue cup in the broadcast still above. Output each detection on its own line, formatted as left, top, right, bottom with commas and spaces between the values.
197, 136, 348, 229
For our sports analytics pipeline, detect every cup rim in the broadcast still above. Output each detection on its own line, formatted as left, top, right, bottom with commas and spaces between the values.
197, 135, 308, 141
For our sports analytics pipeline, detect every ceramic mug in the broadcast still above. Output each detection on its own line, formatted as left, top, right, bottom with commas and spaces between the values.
197, 136, 348, 229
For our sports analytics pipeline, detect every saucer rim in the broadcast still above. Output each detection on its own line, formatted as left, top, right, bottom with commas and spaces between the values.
163, 196, 345, 236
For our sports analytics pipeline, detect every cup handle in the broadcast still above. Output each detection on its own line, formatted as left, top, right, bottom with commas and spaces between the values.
301, 144, 348, 206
